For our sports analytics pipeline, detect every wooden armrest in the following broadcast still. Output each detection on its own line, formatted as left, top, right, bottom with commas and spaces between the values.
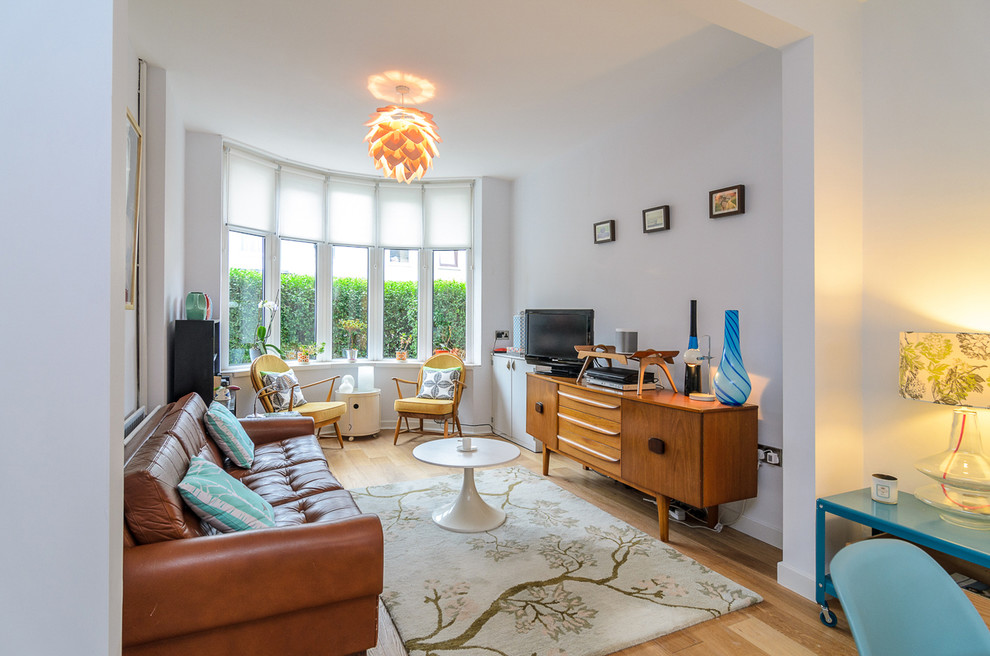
393, 377, 418, 399
299, 375, 339, 402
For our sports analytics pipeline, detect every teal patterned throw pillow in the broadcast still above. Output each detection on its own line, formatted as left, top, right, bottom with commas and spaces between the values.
178, 456, 276, 532
204, 401, 255, 468
416, 366, 461, 400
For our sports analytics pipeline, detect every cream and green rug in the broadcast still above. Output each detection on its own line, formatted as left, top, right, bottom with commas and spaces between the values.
351, 467, 761, 656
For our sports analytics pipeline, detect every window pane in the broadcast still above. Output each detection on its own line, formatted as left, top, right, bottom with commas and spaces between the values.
228, 231, 265, 366
433, 250, 467, 357
383, 249, 418, 359
425, 185, 471, 248
279, 240, 317, 357
379, 184, 422, 247
332, 246, 369, 359
227, 151, 275, 231
278, 168, 324, 241
328, 180, 374, 245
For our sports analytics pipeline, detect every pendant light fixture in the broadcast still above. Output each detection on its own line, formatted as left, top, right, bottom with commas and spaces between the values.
364, 82, 440, 183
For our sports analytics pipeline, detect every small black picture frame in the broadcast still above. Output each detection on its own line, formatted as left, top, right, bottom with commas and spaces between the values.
594, 219, 615, 244
709, 184, 745, 218
642, 205, 670, 233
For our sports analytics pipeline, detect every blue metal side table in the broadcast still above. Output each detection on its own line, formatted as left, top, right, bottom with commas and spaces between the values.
817, 489, 990, 626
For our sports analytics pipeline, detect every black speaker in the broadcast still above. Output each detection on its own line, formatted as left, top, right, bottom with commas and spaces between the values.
172, 320, 220, 404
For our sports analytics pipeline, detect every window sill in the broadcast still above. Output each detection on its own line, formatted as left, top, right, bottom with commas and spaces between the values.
225, 358, 480, 378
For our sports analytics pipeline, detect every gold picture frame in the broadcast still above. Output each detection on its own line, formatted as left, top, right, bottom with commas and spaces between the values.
125, 108, 143, 310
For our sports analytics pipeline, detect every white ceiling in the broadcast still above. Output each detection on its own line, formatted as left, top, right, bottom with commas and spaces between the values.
129, 0, 769, 180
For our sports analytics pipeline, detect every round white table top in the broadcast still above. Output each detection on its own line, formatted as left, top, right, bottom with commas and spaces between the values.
413, 437, 520, 469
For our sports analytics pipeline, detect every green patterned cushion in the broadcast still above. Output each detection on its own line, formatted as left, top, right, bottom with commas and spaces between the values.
204, 401, 255, 468
177, 457, 276, 532
417, 366, 461, 400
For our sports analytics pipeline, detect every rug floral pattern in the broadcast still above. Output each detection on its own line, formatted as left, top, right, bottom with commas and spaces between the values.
352, 467, 761, 656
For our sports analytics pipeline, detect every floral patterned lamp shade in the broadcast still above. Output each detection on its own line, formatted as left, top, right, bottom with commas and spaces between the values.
899, 332, 990, 528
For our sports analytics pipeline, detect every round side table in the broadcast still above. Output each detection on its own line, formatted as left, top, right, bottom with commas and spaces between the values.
336, 388, 381, 439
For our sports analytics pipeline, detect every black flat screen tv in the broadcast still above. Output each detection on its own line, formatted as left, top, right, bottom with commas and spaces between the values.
524, 309, 594, 376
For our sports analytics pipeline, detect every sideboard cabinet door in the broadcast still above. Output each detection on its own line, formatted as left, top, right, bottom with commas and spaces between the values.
621, 402, 703, 507
525, 374, 558, 449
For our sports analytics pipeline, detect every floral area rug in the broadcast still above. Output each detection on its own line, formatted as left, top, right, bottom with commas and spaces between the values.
351, 467, 761, 656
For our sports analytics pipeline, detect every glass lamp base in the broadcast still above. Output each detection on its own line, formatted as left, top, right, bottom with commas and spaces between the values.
915, 482, 990, 529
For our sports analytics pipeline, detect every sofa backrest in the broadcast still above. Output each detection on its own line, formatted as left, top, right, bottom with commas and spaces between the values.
123, 393, 224, 545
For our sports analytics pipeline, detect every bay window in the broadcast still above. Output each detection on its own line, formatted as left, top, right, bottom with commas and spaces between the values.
222, 145, 473, 367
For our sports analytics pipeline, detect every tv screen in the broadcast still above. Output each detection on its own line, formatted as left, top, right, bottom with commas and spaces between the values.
524, 309, 594, 373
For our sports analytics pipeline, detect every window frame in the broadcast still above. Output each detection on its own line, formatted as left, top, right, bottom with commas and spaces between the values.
221, 144, 474, 369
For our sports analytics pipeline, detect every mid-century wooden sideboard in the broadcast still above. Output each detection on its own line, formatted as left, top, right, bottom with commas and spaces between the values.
526, 373, 758, 542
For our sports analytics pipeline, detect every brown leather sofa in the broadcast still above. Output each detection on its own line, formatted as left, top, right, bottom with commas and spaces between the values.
122, 393, 383, 656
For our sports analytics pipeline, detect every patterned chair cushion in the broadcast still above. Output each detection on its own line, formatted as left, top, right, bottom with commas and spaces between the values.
204, 401, 255, 468
262, 369, 307, 411
177, 456, 276, 532
416, 366, 461, 400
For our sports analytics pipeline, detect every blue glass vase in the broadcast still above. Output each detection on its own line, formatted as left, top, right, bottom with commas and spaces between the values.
713, 310, 751, 406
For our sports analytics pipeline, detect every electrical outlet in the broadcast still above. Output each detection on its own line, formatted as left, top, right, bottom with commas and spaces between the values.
495, 330, 510, 340
758, 444, 783, 467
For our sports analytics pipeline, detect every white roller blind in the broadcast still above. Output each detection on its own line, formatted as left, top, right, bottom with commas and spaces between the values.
379, 184, 423, 248
328, 180, 375, 245
227, 150, 276, 231
425, 185, 472, 247
278, 167, 324, 241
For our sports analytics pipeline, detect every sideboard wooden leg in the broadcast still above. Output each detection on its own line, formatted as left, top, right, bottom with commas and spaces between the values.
657, 494, 670, 542
542, 448, 551, 476
706, 505, 720, 529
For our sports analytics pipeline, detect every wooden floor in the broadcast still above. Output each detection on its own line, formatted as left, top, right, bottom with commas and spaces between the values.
322, 430, 987, 655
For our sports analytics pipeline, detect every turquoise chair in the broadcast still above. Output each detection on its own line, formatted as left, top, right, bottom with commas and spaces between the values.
830, 539, 990, 655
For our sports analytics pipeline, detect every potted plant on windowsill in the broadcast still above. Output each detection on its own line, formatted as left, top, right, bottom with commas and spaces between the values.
250, 293, 284, 361
395, 333, 413, 361
339, 319, 365, 362
297, 342, 325, 364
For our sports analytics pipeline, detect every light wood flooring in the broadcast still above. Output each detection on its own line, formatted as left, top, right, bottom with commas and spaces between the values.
322, 430, 990, 655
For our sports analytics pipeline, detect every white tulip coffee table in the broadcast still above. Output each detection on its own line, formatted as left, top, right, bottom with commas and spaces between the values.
412, 437, 521, 532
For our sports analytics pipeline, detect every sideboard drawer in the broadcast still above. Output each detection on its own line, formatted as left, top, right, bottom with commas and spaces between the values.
558, 388, 622, 423
557, 432, 621, 477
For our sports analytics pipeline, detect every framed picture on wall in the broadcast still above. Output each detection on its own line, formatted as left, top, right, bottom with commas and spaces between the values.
709, 184, 745, 218
642, 205, 670, 233
594, 219, 615, 244
125, 108, 143, 309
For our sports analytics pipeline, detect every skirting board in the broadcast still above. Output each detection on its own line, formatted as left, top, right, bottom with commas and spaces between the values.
777, 560, 816, 601
730, 514, 783, 550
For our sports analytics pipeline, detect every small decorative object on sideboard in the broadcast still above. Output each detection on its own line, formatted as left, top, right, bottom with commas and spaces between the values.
593, 219, 615, 244
713, 310, 752, 406
709, 184, 745, 219
683, 300, 702, 395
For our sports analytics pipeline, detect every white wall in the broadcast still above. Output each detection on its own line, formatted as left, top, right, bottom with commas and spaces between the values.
511, 50, 785, 545
0, 1, 125, 653
861, 1, 990, 496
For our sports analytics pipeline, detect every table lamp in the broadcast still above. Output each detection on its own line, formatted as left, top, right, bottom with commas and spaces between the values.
899, 332, 990, 528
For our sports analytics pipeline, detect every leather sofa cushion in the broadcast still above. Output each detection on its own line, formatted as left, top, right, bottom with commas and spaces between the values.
124, 433, 210, 543
230, 460, 344, 506
157, 394, 224, 465
246, 435, 327, 472
272, 489, 363, 526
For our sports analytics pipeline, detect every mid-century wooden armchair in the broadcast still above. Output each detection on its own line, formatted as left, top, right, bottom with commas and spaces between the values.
249, 354, 347, 448
392, 353, 467, 445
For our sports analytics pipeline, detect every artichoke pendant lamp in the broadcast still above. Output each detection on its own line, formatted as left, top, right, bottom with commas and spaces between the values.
364, 83, 440, 184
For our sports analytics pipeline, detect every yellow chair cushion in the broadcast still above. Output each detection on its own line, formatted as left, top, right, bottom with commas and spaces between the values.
394, 398, 453, 415
293, 401, 346, 424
